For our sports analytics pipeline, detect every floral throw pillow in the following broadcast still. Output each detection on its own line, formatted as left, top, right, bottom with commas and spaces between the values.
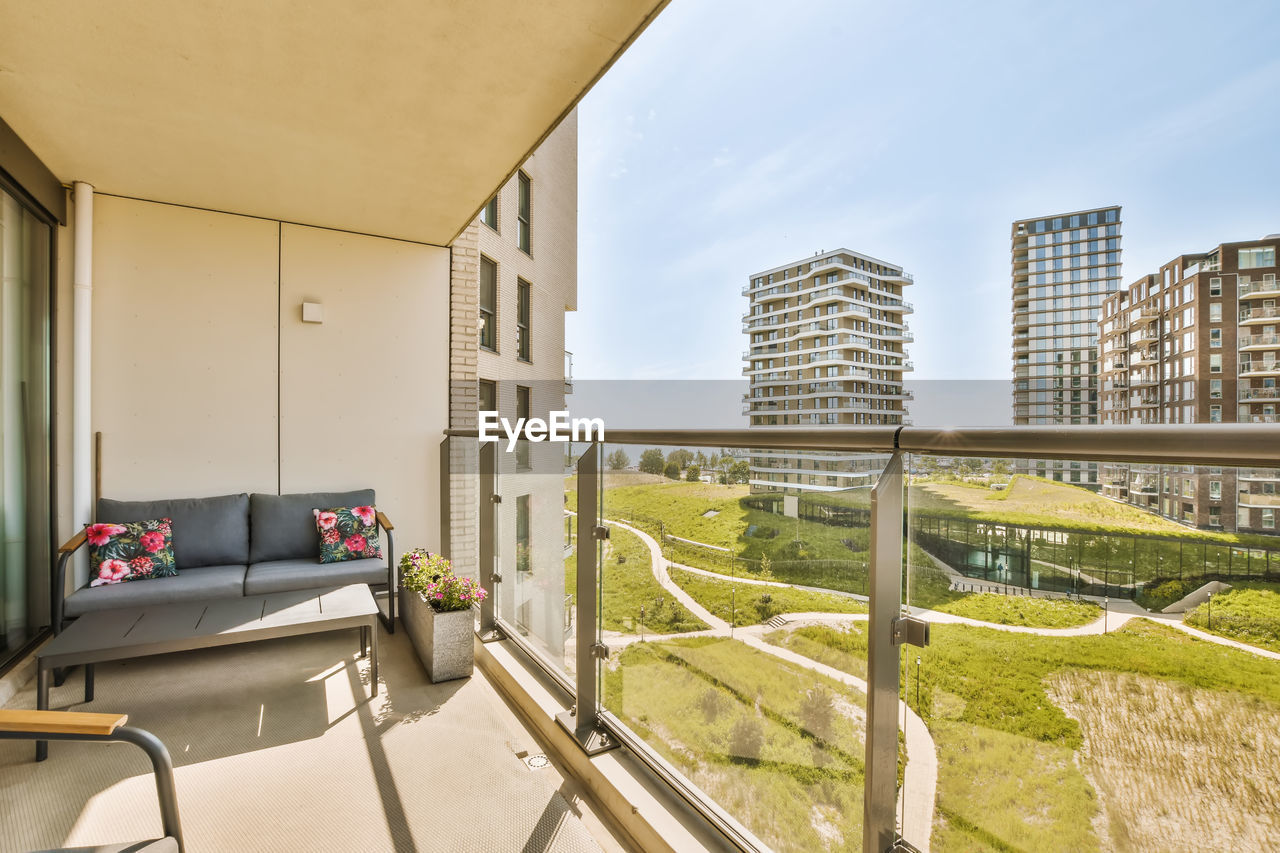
88, 518, 177, 586
314, 505, 382, 564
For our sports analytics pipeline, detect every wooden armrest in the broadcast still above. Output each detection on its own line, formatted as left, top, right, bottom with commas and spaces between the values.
58, 529, 88, 554
377, 511, 394, 531
0, 709, 127, 736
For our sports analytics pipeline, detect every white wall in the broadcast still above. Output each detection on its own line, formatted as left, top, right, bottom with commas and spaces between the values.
71, 196, 449, 575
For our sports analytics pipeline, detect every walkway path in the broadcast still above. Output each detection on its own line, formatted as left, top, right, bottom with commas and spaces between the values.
606, 518, 937, 850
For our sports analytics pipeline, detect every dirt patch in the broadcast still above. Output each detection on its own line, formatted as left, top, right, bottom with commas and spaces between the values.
1047, 670, 1280, 851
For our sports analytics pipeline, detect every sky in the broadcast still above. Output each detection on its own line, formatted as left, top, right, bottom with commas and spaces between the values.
568, 0, 1280, 394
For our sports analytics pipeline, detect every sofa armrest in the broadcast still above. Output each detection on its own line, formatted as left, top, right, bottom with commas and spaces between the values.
0, 709, 127, 736
59, 528, 88, 554
376, 511, 394, 531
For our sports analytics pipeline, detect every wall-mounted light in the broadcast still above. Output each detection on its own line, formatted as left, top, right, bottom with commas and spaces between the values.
302, 301, 323, 324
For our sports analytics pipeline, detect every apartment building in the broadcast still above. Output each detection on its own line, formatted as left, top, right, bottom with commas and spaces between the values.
742, 249, 913, 491
448, 111, 578, 660
1011, 205, 1123, 486
1098, 235, 1280, 533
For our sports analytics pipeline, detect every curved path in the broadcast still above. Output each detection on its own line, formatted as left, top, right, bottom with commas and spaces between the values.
607, 518, 938, 850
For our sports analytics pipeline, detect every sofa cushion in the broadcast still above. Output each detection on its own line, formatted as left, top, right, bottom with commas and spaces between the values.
244, 558, 388, 596
97, 494, 249, 570
249, 490, 375, 563
89, 518, 177, 586
314, 505, 383, 564
64, 565, 247, 617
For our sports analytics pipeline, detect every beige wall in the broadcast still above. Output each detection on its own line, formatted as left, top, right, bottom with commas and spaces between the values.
278, 223, 449, 556
62, 196, 449, 578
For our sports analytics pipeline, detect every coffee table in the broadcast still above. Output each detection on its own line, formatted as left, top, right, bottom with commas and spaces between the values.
35, 584, 379, 760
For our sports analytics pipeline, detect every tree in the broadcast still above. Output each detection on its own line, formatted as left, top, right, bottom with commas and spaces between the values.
799, 685, 835, 742
638, 448, 665, 475
686, 464, 701, 482
667, 448, 693, 470
728, 460, 751, 484
695, 451, 708, 467
991, 459, 1010, 479
606, 448, 630, 470
663, 460, 681, 480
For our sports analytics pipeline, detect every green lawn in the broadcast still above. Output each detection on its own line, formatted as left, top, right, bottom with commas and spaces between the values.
932, 593, 1100, 628
565, 525, 707, 634
774, 619, 1280, 851
605, 636, 867, 853
669, 567, 866, 627
1185, 581, 1280, 653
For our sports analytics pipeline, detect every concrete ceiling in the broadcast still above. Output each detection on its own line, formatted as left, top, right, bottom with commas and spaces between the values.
0, 0, 666, 244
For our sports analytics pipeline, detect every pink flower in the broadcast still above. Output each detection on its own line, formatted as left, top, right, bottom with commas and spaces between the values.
86, 523, 128, 547
322, 528, 340, 545
314, 510, 338, 530
91, 558, 130, 586
345, 534, 367, 554
129, 556, 154, 575
352, 506, 376, 526
159, 519, 173, 535
139, 531, 166, 553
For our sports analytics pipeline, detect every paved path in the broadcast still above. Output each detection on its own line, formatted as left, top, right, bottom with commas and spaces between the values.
607, 518, 937, 850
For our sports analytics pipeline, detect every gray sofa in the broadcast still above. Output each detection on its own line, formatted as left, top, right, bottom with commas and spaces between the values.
54, 490, 396, 634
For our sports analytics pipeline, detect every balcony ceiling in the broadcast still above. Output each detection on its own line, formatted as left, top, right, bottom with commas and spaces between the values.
0, 0, 666, 244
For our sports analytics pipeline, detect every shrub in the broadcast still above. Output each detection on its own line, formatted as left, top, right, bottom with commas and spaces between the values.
638, 448, 665, 475
685, 464, 701, 482
663, 460, 681, 480
728, 715, 765, 760
400, 549, 487, 612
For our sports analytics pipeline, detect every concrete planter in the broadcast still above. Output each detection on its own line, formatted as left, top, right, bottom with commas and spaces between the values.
400, 589, 474, 683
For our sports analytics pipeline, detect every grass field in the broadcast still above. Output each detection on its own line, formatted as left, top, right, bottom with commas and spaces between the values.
668, 567, 866, 627
932, 592, 1100, 628
1184, 581, 1280, 653
774, 619, 1280, 851
565, 524, 707, 635
604, 636, 868, 853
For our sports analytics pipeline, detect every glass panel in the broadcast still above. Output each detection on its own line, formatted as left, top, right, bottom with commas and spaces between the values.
905, 455, 1280, 851
0, 188, 52, 667
495, 436, 574, 678
601, 441, 884, 851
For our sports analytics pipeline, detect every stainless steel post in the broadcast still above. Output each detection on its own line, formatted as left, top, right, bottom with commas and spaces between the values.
478, 441, 499, 639
864, 450, 904, 852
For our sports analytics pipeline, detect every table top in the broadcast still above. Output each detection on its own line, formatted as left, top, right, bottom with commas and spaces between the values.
43, 584, 378, 659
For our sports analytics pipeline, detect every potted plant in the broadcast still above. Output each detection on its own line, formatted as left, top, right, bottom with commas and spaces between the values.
399, 549, 487, 683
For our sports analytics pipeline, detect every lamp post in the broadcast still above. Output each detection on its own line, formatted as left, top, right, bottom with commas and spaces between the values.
915, 656, 921, 712
1207, 591, 1213, 631
1103, 596, 1109, 634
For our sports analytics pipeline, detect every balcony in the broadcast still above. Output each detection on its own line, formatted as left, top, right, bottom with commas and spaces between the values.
1240, 305, 1280, 324
1240, 361, 1280, 378
1240, 333, 1280, 350
1240, 387, 1280, 400
1238, 468, 1280, 481
1238, 278, 1280, 299
1238, 490, 1280, 508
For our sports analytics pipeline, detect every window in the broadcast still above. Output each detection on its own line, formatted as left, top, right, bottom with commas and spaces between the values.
1209, 480, 1222, 500
1210, 379, 1222, 399
1210, 354, 1222, 373
517, 171, 531, 255
516, 385, 531, 470
517, 279, 532, 361
1209, 277, 1222, 297
480, 195, 498, 231
478, 379, 496, 413
1209, 506, 1222, 527
479, 255, 498, 351
1239, 247, 1275, 269
1210, 328, 1222, 348
1265, 509, 1276, 530
1209, 404, 1222, 423
1209, 302, 1222, 323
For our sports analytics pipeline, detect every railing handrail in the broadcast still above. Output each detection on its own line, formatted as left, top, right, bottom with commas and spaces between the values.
445, 423, 1280, 466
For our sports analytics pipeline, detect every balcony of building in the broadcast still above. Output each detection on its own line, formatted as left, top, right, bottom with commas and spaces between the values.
1240, 333, 1280, 351
1240, 305, 1280, 324
1238, 468, 1280, 481
1240, 387, 1280, 401
1238, 278, 1280, 299
1238, 490, 1280, 508
1240, 360, 1280, 378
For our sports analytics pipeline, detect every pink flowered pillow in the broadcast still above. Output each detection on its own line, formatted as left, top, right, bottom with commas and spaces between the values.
88, 518, 177, 586
314, 505, 382, 564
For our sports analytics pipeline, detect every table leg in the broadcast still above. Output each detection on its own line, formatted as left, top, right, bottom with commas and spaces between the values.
84, 664, 95, 703
36, 664, 49, 761
360, 625, 368, 659
369, 618, 379, 698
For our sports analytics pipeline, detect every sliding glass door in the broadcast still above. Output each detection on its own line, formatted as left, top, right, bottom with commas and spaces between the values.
0, 186, 52, 668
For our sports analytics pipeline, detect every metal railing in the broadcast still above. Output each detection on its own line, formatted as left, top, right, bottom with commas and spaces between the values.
443, 422, 1280, 853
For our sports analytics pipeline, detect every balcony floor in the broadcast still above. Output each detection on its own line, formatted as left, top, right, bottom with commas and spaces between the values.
1, 630, 614, 853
